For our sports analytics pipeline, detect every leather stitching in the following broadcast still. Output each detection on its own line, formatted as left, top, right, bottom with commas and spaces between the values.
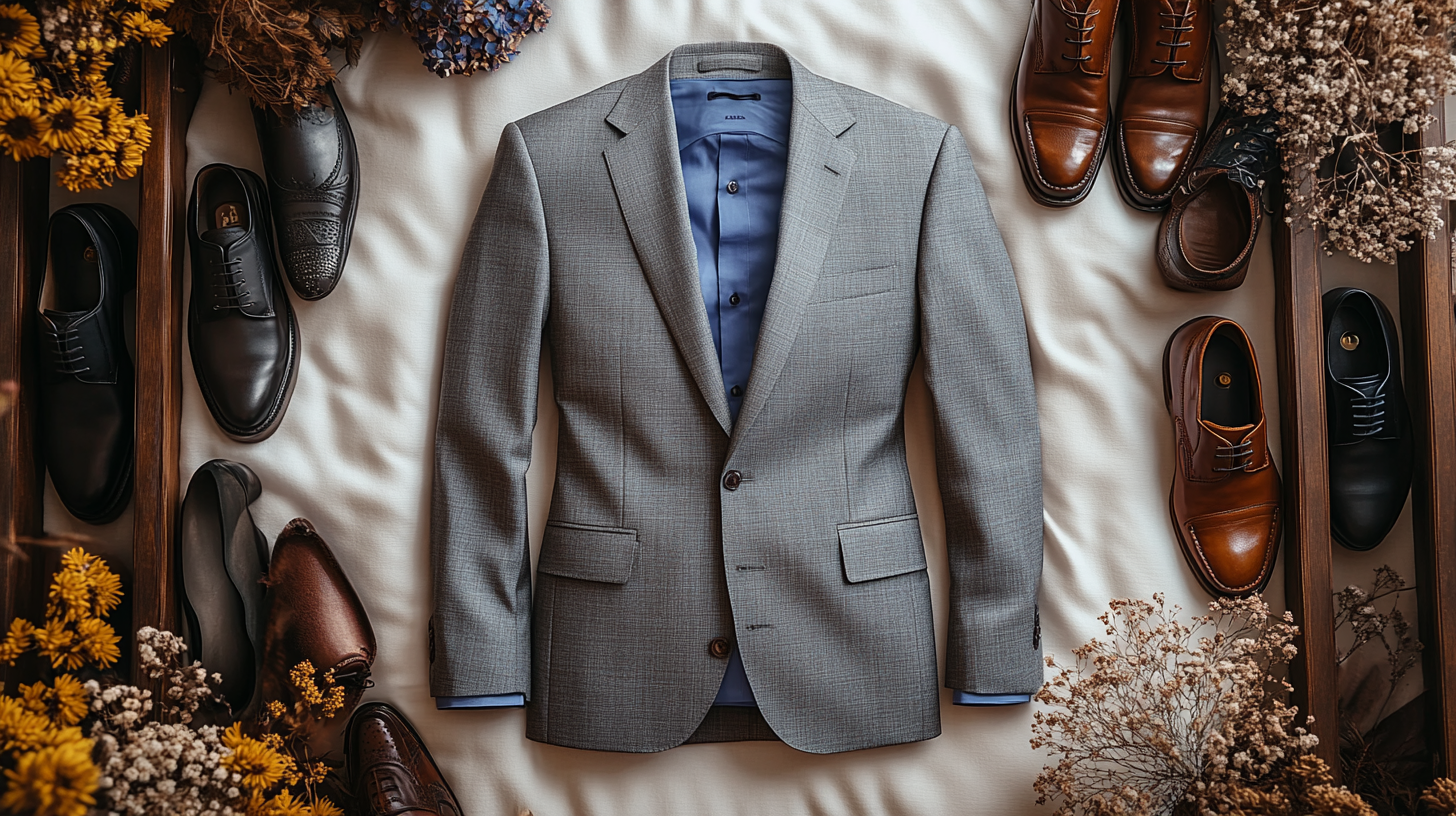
1118, 123, 1198, 201
1023, 116, 1105, 191
1183, 506, 1278, 593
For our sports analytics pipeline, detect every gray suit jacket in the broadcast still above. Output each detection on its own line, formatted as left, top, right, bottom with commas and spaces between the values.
430, 41, 1043, 754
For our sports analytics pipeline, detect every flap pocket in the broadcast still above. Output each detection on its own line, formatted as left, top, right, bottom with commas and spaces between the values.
812, 264, 899, 302
838, 513, 926, 583
538, 521, 640, 584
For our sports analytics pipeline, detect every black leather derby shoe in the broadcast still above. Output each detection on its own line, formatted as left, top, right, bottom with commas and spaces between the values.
1323, 287, 1414, 550
253, 82, 359, 300
178, 459, 269, 713
39, 204, 136, 524
188, 163, 300, 443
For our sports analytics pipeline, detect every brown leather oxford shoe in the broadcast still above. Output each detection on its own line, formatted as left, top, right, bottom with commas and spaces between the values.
1112, 0, 1214, 210
1164, 317, 1281, 596
347, 702, 462, 816
245, 519, 376, 747
1011, 0, 1120, 206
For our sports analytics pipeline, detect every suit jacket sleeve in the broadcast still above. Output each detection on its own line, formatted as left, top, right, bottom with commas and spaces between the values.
918, 125, 1045, 695
429, 122, 548, 698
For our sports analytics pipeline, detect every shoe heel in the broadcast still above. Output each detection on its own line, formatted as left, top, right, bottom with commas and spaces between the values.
225, 461, 264, 504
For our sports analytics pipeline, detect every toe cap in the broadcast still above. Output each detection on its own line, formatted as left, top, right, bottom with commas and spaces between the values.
1119, 120, 1198, 203
1185, 503, 1279, 594
1022, 111, 1106, 195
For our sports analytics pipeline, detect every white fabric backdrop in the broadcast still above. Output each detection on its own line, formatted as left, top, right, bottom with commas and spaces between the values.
44, 1, 1425, 813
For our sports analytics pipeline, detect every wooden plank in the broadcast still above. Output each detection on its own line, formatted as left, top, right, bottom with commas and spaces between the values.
130, 42, 199, 672
1271, 165, 1341, 775
0, 156, 52, 687
1397, 109, 1456, 778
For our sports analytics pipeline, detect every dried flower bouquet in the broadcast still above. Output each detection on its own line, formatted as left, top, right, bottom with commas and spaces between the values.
1221, 0, 1456, 263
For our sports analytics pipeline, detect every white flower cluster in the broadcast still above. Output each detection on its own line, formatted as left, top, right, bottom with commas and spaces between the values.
1222, 0, 1456, 263
88, 627, 238, 816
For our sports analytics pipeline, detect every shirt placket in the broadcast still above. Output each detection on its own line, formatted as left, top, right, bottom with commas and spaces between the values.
717, 133, 753, 422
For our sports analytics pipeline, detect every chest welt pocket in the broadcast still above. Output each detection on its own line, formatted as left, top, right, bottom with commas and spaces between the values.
838, 513, 926, 583
537, 521, 640, 584
811, 264, 900, 303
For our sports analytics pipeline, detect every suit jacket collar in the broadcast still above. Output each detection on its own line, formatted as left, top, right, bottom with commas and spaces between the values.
603, 42, 857, 442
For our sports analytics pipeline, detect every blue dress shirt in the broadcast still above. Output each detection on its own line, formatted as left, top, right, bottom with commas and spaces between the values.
437, 78, 1026, 711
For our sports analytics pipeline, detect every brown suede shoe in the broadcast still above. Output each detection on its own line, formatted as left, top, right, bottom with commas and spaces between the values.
245, 518, 376, 748
1011, 0, 1121, 207
1112, 0, 1214, 210
1164, 317, 1281, 596
1156, 109, 1279, 291
347, 702, 462, 816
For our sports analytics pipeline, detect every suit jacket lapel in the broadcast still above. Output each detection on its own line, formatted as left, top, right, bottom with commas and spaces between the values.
604, 56, 734, 434
728, 59, 857, 459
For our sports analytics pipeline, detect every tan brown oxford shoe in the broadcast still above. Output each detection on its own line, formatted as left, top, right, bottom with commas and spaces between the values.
347, 702, 462, 816
1163, 317, 1281, 596
1112, 0, 1214, 210
1011, 0, 1121, 206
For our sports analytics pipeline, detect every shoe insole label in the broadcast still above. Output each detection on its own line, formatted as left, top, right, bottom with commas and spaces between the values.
214, 203, 244, 229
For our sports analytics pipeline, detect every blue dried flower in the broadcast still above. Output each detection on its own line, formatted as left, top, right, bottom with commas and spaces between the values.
380, 0, 551, 78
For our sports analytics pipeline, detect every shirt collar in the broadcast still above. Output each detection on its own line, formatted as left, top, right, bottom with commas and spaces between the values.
670, 78, 792, 151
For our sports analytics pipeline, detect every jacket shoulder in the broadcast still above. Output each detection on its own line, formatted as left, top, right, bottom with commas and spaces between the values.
828, 81, 949, 143
511, 78, 630, 144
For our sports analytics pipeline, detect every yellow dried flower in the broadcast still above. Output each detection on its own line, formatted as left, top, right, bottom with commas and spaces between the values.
289, 660, 324, 706
0, 4, 40, 57
0, 695, 53, 752
221, 723, 289, 792
311, 798, 345, 816
119, 11, 171, 45
41, 96, 101, 153
74, 616, 120, 668
0, 95, 47, 160
0, 616, 35, 664
266, 788, 311, 816
48, 570, 91, 623
19, 675, 91, 728
135, 0, 173, 12
34, 618, 78, 670
0, 50, 36, 98
0, 738, 99, 816
265, 699, 287, 719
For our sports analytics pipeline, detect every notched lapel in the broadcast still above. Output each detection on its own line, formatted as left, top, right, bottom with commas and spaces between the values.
604, 68, 734, 435
729, 76, 857, 457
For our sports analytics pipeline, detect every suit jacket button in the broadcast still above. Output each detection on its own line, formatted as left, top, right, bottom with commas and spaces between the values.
723, 470, 741, 490
709, 637, 732, 659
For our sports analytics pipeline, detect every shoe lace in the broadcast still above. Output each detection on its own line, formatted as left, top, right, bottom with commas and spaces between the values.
1347, 375, 1386, 437
1202, 111, 1280, 192
1153, 0, 1196, 69
1058, 0, 1100, 64
50, 324, 89, 376
1213, 438, 1254, 472
211, 257, 256, 311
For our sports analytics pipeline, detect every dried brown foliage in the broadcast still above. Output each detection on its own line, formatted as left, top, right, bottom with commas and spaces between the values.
167, 0, 380, 113
1031, 594, 1317, 816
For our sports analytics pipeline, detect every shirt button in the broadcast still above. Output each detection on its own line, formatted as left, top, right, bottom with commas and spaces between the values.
729, 292, 741, 306
709, 638, 732, 659
726, 180, 739, 194
730, 385, 742, 397
723, 470, 742, 490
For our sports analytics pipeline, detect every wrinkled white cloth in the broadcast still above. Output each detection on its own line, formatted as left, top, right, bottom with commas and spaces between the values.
42, 0, 1422, 813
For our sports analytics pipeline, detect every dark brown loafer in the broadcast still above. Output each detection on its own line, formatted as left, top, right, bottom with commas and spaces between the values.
244, 519, 375, 749
1164, 316, 1281, 596
1011, 0, 1120, 207
347, 702, 462, 816
1156, 109, 1278, 291
1112, 0, 1214, 211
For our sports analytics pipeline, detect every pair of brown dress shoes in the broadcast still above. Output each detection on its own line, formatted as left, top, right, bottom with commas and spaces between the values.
1011, 0, 1213, 211
1164, 316, 1281, 596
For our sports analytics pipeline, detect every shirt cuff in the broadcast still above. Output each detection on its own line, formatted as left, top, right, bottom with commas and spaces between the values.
952, 691, 1031, 706
435, 694, 526, 709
